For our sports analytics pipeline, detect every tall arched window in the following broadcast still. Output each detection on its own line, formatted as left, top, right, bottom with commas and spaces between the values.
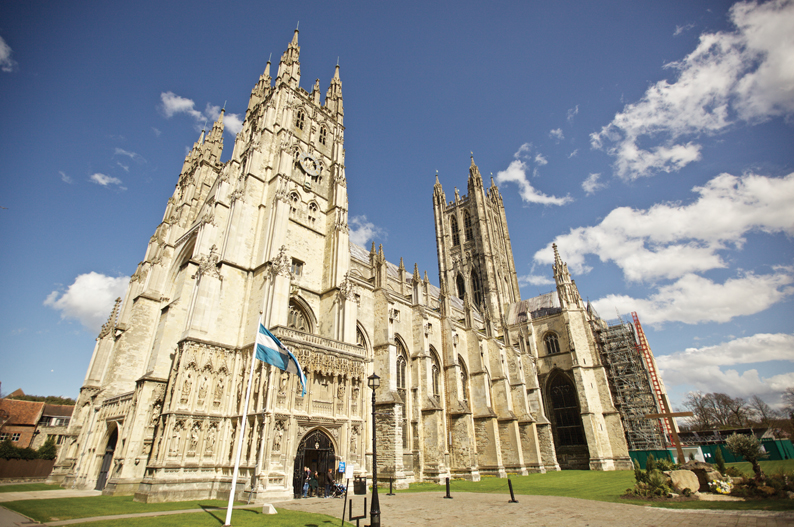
471, 270, 483, 308
430, 348, 441, 397
307, 201, 318, 225
450, 216, 460, 246
464, 211, 473, 241
456, 274, 466, 300
319, 126, 327, 145
544, 332, 561, 355
549, 374, 586, 446
288, 301, 309, 332
295, 109, 305, 130
458, 356, 470, 404
396, 339, 409, 449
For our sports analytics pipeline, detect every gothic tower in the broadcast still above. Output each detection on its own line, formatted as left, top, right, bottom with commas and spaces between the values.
433, 156, 521, 327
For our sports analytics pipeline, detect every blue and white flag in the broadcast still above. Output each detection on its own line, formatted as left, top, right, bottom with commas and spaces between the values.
255, 318, 307, 396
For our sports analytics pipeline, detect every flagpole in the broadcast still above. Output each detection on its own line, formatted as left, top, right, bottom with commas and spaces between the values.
224, 337, 259, 526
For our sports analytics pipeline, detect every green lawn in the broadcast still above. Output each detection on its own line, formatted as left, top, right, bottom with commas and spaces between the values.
398, 463, 794, 511
725, 459, 794, 476
2, 496, 233, 522
0, 483, 61, 493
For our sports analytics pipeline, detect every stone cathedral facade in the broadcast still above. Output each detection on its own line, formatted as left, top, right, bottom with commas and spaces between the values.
50, 30, 632, 503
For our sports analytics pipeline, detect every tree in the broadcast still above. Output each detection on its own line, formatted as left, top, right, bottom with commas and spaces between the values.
683, 392, 715, 430
783, 387, 794, 420
726, 433, 767, 481
37, 437, 57, 460
748, 395, 779, 426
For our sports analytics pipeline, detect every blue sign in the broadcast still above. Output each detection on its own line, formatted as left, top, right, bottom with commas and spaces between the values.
338, 461, 346, 473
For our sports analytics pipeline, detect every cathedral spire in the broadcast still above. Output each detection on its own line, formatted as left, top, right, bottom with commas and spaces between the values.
276, 29, 301, 88
324, 63, 344, 121
468, 152, 483, 189
553, 243, 582, 309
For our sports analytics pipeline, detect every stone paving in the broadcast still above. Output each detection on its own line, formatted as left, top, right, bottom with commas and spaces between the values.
1, 488, 792, 527
275, 492, 794, 527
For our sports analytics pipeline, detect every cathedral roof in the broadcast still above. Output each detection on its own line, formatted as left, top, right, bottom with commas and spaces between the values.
506, 292, 561, 324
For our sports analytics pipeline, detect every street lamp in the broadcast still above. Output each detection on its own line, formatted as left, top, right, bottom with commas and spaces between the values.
367, 373, 381, 527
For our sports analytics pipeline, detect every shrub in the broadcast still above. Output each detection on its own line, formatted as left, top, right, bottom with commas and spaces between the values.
37, 437, 57, 460
655, 458, 677, 471
714, 447, 726, 475
633, 459, 645, 483
726, 433, 768, 481
645, 454, 656, 473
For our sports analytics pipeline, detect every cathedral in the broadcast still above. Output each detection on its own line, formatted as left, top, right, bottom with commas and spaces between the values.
50, 30, 634, 503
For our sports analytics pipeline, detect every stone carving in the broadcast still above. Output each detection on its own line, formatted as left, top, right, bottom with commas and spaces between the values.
192, 245, 222, 281
337, 272, 358, 303
150, 401, 162, 426
197, 377, 208, 406
187, 424, 200, 456
337, 379, 345, 400
204, 425, 216, 456
180, 374, 192, 405
213, 377, 224, 408
273, 420, 285, 452
269, 245, 292, 278
230, 188, 245, 204
350, 425, 358, 455
169, 422, 183, 456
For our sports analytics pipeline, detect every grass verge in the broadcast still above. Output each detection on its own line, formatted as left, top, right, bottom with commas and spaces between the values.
399, 463, 794, 511
2, 496, 233, 522
44, 508, 353, 527
0, 483, 62, 493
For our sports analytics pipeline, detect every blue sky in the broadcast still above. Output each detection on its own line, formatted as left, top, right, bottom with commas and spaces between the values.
1, 1, 792, 413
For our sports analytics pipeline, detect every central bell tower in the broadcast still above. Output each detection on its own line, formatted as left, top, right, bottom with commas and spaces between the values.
433, 156, 521, 328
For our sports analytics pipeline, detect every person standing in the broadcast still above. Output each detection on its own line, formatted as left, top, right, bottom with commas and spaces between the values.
309, 471, 319, 497
301, 467, 310, 498
325, 467, 334, 498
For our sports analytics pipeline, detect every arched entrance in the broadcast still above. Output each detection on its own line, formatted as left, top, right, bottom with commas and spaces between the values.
94, 428, 118, 490
292, 428, 335, 498
546, 371, 589, 470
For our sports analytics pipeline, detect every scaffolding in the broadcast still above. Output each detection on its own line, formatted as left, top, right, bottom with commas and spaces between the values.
597, 315, 666, 451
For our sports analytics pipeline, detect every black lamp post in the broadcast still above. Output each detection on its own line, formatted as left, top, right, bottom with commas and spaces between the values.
367, 373, 381, 527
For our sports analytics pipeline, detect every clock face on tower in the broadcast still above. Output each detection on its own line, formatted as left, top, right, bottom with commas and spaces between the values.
298, 152, 320, 177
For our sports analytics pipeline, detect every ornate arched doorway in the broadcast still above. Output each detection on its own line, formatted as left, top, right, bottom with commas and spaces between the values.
94, 427, 118, 490
292, 428, 335, 498
546, 371, 589, 469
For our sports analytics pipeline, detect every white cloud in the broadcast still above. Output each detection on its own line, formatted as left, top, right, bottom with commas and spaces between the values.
496, 159, 572, 206
161, 92, 245, 135
568, 149, 579, 158
59, 171, 73, 184
657, 333, 794, 399
152, 127, 162, 137
592, 270, 794, 325
90, 173, 124, 189
534, 153, 548, 166
349, 215, 386, 246
514, 142, 532, 159
117, 162, 129, 172
0, 35, 17, 72
518, 274, 554, 287
44, 272, 129, 333
549, 128, 564, 141
567, 105, 579, 123
536, 172, 794, 282
591, 0, 794, 180
673, 23, 696, 36
114, 148, 143, 161
581, 173, 605, 195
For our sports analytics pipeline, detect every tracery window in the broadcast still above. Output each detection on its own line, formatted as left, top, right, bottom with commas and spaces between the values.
307, 202, 318, 225
451, 216, 460, 246
288, 302, 308, 332
319, 126, 327, 145
396, 342, 408, 390
456, 274, 466, 300
289, 192, 300, 216
464, 211, 473, 241
430, 349, 441, 397
544, 332, 561, 355
459, 356, 469, 403
549, 374, 586, 446
471, 270, 483, 308
295, 110, 305, 131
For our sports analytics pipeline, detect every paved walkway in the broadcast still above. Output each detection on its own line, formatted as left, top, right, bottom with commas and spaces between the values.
275, 492, 794, 527
0, 491, 101, 503
0, 488, 792, 527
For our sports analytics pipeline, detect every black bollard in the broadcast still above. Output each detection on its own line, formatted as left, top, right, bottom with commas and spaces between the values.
508, 478, 518, 503
444, 477, 453, 499
387, 477, 395, 496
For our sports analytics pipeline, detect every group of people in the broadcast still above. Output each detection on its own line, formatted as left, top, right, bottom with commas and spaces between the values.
301, 466, 337, 498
